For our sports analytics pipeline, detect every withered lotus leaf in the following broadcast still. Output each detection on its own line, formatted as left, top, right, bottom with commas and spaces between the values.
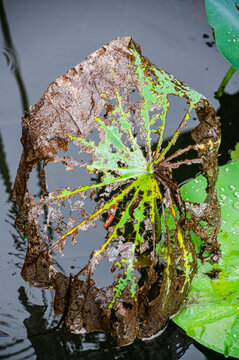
13, 37, 221, 346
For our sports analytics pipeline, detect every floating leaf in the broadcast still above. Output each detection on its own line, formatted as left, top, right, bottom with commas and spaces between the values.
174, 160, 239, 358
13, 37, 220, 345
205, 0, 239, 70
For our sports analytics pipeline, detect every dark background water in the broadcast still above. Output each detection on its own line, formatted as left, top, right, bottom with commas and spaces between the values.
0, 0, 238, 359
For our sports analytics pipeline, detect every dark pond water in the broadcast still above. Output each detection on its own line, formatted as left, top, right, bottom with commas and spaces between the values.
0, 0, 239, 359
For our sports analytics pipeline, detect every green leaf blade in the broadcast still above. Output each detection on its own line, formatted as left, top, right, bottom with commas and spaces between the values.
205, 0, 239, 70
174, 160, 239, 358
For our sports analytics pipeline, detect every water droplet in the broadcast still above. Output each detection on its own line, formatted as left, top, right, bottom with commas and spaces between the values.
229, 185, 236, 191
222, 220, 226, 224
234, 202, 239, 210
233, 334, 236, 338
220, 187, 225, 192
194, 179, 198, 183
234, 192, 239, 198
225, 168, 229, 172
220, 194, 227, 201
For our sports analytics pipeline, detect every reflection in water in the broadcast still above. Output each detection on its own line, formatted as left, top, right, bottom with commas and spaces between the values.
3, 44, 20, 73
0, 1, 37, 359
0, 0, 28, 204
17, 285, 195, 360
0, 0, 28, 255
2, 285, 194, 359
0, 131, 12, 200
0, 0, 28, 113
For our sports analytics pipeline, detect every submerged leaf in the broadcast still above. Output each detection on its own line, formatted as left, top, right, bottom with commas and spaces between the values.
174, 161, 239, 358
13, 37, 220, 345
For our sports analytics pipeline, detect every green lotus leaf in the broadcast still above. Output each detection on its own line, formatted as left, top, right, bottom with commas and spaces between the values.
174, 160, 239, 358
205, 0, 239, 70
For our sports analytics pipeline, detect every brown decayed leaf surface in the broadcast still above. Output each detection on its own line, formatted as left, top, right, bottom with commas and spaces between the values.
12, 37, 221, 346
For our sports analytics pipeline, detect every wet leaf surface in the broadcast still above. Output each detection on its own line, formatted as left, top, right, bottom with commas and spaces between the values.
174, 160, 239, 358
205, 0, 239, 70
13, 37, 221, 346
